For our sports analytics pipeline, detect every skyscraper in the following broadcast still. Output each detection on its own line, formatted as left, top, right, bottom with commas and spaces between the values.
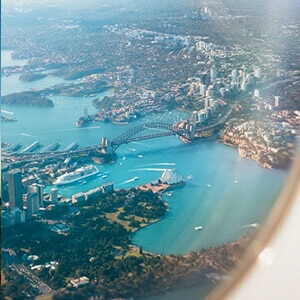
192, 111, 199, 123
51, 188, 58, 203
8, 169, 23, 210
28, 184, 44, 207
274, 96, 280, 108
27, 193, 40, 217
231, 69, 237, 84
199, 83, 206, 96
210, 67, 217, 83
205, 98, 210, 109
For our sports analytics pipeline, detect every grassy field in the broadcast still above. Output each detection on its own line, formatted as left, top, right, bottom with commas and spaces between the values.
1, 270, 7, 285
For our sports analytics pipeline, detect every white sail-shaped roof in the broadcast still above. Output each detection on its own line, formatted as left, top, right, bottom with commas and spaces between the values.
160, 169, 184, 184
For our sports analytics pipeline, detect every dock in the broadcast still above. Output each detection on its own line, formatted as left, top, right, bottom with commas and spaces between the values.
9, 143, 22, 152
20, 141, 41, 153
64, 142, 79, 151
42, 142, 60, 153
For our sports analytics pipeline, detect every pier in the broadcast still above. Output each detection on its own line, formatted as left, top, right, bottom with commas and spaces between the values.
20, 141, 41, 153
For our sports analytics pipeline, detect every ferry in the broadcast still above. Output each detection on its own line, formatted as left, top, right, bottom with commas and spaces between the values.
54, 165, 99, 185
194, 226, 203, 231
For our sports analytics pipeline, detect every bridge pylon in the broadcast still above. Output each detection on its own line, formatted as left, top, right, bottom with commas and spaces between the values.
101, 137, 113, 155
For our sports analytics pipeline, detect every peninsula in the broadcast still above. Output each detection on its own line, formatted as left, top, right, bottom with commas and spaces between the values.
1, 185, 253, 300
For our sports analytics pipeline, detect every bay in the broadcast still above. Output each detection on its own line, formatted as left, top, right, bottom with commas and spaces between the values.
1, 50, 288, 257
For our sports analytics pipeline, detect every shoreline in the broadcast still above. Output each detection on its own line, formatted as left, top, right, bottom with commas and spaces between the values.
221, 138, 292, 170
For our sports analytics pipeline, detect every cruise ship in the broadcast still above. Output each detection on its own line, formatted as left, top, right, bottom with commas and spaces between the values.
54, 165, 99, 185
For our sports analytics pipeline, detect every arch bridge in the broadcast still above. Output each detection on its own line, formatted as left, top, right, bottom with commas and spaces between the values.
109, 122, 188, 151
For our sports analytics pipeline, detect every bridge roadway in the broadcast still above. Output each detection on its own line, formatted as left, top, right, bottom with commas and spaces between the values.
4, 106, 233, 165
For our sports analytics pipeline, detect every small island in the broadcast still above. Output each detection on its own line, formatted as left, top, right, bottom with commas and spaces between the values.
1, 92, 54, 108
19, 73, 47, 82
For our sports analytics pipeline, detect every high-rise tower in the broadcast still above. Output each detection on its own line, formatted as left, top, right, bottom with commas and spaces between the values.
8, 169, 23, 210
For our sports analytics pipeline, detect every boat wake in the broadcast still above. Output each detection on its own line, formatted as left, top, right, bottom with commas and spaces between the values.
120, 177, 139, 185
1, 109, 14, 115
242, 223, 260, 229
20, 132, 37, 138
140, 162, 176, 167
130, 168, 168, 172
79, 126, 101, 130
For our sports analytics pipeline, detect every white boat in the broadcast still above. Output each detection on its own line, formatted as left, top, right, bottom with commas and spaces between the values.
234, 178, 238, 184
101, 175, 108, 179
187, 175, 193, 180
207, 184, 211, 188
54, 165, 99, 185
137, 154, 143, 158
194, 226, 203, 231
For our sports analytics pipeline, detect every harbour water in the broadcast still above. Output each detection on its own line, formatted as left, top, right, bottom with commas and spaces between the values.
1, 50, 27, 68
1, 51, 288, 256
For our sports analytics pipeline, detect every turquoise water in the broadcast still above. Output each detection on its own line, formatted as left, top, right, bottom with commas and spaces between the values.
1, 73, 67, 96
1, 51, 288, 256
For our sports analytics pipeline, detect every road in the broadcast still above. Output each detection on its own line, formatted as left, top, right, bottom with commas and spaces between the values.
12, 264, 53, 295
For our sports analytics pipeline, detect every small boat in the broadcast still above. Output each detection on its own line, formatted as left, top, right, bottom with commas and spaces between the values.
187, 175, 193, 180
131, 148, 136, 152
207, 184, 211, 188
234, 178, 238, 184
137, 154, 143, 158
122, 156, 126, 160
194, 226, 203, 231
166, 192, 173, 197
101, 175, 108, 179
